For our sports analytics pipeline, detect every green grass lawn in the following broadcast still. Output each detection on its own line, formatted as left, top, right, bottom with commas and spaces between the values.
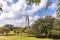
0, 31, 59, 40
0, 36, 58, 40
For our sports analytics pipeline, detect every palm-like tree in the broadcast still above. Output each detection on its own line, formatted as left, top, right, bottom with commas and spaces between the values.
27, 0, 41, 5
58, 0, 60, 6
56, 0, 60, 18
27, 0, 60, 18
27, 0, 50, 9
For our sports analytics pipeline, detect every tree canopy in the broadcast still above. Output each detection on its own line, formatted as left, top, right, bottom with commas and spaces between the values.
24, 16, 60, 38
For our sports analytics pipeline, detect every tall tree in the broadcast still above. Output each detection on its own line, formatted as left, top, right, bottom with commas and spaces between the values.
29, 16, 55, 37
56, 0, 60, 18
3, 24, 14, 31
28, 0, 41, 5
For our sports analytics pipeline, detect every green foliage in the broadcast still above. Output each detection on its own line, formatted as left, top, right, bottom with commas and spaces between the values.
58, 2, 60, 6
0, 15, 60, 38
28, 16, 60, 38
34, 0, 40, 5
51, 19, 60, 36
3, 24, 14, 31
56, 6, 60, 17
14, 27, 23, 36
2, 24, 15, 35
27, 0, 34, 5
27, 0, 51, 9
4, 27, 10, 35
27, 0, 41, 5
0, 36, 54, 40
0, 28, 4, 35
0, 24, 15, 35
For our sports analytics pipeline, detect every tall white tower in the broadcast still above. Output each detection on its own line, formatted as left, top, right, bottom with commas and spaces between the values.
25, 14, 29, 27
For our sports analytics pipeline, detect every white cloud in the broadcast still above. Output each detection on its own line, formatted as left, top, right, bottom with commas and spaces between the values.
29, 15, 40, 25
4, 0, 14, 3
0, 0, 47, 27
49, 3, 57, 9
52, 12, 57, 18
0, 15, 40, 27
27, 0, 47, 15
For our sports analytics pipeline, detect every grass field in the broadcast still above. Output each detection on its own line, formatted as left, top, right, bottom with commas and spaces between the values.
0, 31, 59, 40
0, 36, 59, 40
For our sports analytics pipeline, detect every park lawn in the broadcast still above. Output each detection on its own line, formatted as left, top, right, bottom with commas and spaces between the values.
1, 31, 59, 40
0, 36, 54, 40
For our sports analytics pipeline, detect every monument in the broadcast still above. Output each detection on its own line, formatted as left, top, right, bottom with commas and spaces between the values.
25, 14, 29, 27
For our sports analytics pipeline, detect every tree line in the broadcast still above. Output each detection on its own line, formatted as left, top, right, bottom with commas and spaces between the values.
0, 16, 60, 38
26, 16, 60, 38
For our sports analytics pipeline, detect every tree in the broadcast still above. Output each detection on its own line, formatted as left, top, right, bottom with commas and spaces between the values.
28, 16, 55, 37
3, 24, 14, 31
27, 0, 60, 18
56, 2, 60, 18
52, 19, 60, 37
3, 24, 14, 35
3, 27, 10, 36
27, 0, 51, 9
27, 0, 41, 5
0, 27, 4, 35
58, 0, 60, 6
14, 27, 23, 36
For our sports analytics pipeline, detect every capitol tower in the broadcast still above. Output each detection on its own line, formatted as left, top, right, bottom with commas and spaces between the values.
25, 14, 29, 27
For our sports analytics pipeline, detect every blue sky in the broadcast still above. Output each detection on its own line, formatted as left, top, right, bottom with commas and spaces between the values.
0, 0, 58, 27
34, 0, 58, 17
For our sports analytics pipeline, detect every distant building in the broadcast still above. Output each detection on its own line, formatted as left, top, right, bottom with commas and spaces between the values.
25, 14, 29, 27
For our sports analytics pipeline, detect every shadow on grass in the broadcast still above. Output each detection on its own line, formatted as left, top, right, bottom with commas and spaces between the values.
30, 36, 60, 40
3, 34, 15, 36
53, 39, 60, 40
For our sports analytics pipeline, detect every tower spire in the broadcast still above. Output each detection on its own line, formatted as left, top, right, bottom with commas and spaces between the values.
25, 14, 29, 27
